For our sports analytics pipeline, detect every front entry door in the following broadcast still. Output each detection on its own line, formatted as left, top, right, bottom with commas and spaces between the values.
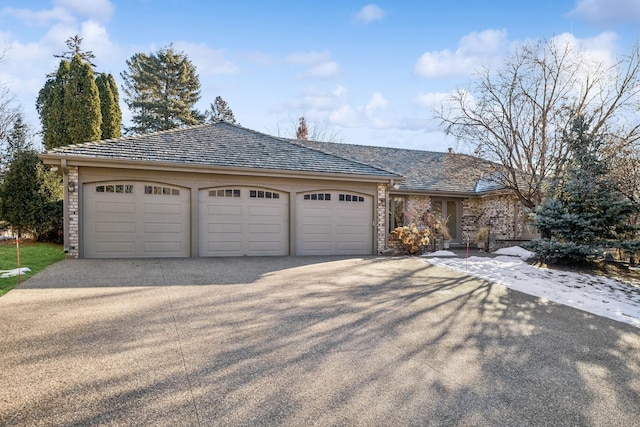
432, 199, 461, 244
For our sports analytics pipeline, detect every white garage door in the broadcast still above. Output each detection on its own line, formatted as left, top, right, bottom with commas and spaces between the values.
199, 187, 289, 256
84, 182, 190, 258
296, 191, 373, 255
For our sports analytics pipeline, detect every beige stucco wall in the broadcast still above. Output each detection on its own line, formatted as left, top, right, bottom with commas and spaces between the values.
66, 166, 387, 258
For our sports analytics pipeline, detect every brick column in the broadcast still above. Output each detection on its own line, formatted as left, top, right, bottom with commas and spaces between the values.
376, 183, 388, 254
67, 166, 79, 258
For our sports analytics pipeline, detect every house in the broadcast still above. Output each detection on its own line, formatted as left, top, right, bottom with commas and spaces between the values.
292, 139, 537, 248
40, 122, 532, 258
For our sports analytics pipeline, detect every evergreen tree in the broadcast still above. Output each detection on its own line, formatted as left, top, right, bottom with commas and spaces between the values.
64, 54, 101, 144
3, 115, 31, 160
531, 116, 637, 263
37, 60, 71, 149
206, 96, 237, 124
0, 117, 63, 240
121, 45, 204, 134
37, 36, 117, 149
96, 73, 122, 139
55, 35, 96, 67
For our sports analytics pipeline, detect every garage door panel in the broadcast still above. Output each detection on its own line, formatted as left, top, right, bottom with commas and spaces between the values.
199, 187, 289, 257
144, 203, 182, 215
94, 241, 136, 254
205, 241, 243, 254
94, 201, 135, 214
208, 205, 243, 216
143, 242, 182, 253
248, 206, 282, 216
297, 191, 372, 255
207, 223, 243, 233
94, 222, 135, 233
84, 182, 190, 258
249, 241, 283, 252
247, 223, 281, 233
337, 224, 365, 233
304, 224, 333, 234
143, 222, 182, 233
338, 241, 365, 251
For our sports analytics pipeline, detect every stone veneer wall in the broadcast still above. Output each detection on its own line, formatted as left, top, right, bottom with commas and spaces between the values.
461, 194, 523, 244
386, 193, 527, 254
67, 166, 79, 259
377, 183, 388, 254
404, 195, 432, 226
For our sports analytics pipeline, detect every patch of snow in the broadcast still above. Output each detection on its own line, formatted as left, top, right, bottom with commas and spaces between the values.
0, 267, 31, 278
421, 250, 458, 257
423, 255, 640, 328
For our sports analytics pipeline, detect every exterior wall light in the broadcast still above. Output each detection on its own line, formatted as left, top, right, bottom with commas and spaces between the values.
68, 181, 76, 193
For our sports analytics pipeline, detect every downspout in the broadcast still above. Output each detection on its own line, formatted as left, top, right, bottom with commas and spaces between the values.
61, 159, 69, 254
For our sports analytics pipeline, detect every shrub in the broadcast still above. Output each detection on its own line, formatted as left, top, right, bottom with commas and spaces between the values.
526, 239, 604, 264
391, 224, 430, 254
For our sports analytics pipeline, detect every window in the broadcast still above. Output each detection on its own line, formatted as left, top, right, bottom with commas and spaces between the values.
145, 185, 180, 196
303, 193, 331, 201
96, 184, 133, 194
390, 196, 405, 231
209, 188, 240, 197
338, 194, 364, 202
250, 190, 280, 199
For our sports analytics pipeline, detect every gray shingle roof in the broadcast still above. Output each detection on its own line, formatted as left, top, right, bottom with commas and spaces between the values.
44, 122, 399, 179
290, 139, 504, 194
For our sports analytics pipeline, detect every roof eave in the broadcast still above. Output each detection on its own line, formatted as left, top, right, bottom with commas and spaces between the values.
39, 153, 403, 183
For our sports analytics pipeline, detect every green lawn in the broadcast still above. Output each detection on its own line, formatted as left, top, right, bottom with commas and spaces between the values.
0, 240, 65, 296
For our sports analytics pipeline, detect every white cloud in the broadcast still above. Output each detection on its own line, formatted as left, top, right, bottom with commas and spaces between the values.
365, 92, 387, 116
307, 61, 340, 78
569, 0, 640, 25
355, 4, 385, 24
414, 92, 451, 109
1, 0, 115, 27
174, 41, 239, 75
55, 0, 115, 24
287, 50, 340, 79
413, 29, 508, 78
286, 50, 331, 66
0, 6, 73, 27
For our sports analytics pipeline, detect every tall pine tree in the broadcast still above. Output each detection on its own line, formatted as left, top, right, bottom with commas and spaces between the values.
121, 45, 203, 134
206, 96, 237, 124
64, 54, 101, 144
531, 115, 637, 263
96, 73, 122, 139
37, 35, 121, 149
37, 59, 71, 149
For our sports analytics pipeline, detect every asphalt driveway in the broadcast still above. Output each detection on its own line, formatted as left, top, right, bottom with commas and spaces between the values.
1, 256, 639, 426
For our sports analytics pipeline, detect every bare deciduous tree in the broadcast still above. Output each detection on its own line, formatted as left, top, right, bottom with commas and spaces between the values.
296, 116, 308, 140
275, 115, 341, 142
437, 37, 640, 209
0, 47, 22, 158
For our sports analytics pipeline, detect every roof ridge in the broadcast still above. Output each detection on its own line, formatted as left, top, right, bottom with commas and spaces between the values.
286, 138, 401, 177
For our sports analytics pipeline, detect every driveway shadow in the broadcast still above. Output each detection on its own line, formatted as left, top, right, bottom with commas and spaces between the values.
1, 257, 639, 426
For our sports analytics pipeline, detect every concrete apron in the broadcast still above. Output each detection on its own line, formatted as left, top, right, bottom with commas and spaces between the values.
1, 256, 639, 426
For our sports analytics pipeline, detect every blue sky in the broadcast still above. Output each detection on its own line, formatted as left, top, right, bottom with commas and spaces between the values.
1, 0, 639, 152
